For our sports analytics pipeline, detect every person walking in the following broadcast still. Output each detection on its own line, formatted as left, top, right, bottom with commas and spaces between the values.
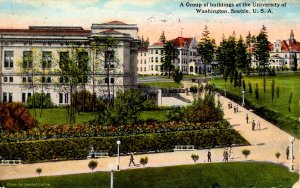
257, 120, 261, 131
246, 114, 249, 124
223, 149, 226, 162
129, 153, 136, 167
236, 105, 239, 112
229, 147, 234, 159
225, 149, 229, 162
207, 150, 212, 162
252, 120, 256, 131
286, 146, 290, 160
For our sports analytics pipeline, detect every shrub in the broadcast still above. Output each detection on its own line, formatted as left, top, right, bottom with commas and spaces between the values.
275, 152, 281, 163
140, 156, 148, 167
242, 149, 250, 160
36, 168, 42, 175
191, 154, 199, 163
88, 160, 98, 172
0, 129, 248, 163
0, 102, 37, 132
27, 93, 54, 108
73, 90, 105, 112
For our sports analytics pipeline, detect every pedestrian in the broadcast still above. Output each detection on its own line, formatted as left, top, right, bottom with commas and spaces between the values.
246, 114, 249, 124
236, 105, 239, 112
228, 103, 230, 109
234, 106, 236, 113
286, 146, 290, 160
252, 120, 256, 131
129, 153, 136, 167
223, 149, 226, 162
225, 149, 229, 162
257, 120, 261, 131
207, 150, 212, 162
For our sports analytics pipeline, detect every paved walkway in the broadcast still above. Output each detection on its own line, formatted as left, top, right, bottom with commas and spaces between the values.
0, 82, 299, 181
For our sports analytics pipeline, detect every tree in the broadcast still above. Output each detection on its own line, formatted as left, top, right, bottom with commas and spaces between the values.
242, 149, 250, 160
27, 93, 54, 109
56, 45, 90, 124
246, 31, 255, 75
197, 25, 216, 77
275, 152, 281, 163
191, 154, 199, 163
162, 41, 178, 78
276, 86, 280, 109
173, 68, 183, 84
88, 160, 98, 172
263, 77, 266, 101
288, 92, 293, 113
271, 79, 275, 105
255, 83, 259, 100
242, 80, 246, 91
248, 82, 252, 94
236, 35, 247, 72
254, 25, 270, 76
140, 156, 148, 167
97, 89, 145, 126
292, 53, 298, 71
36, 168, 42, 176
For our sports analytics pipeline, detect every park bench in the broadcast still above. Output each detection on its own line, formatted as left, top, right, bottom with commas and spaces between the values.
0, 159, 22, 165
174, 145, 195, 151
87, 150, 109, 159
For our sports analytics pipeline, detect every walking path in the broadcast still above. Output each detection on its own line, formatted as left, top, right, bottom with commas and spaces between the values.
0, 82, 299, 182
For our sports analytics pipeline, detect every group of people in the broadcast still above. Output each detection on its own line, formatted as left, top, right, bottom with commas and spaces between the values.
251, 119, 261, 131
228, 102, 239, 113
223, 147, 233, 162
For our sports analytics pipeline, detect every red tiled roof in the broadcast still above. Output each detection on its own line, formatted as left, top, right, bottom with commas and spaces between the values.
280, 40, 300, 52
0, 28, 91, 36
138, 46, 148, 51
171, 37, 192, 47
152, 41, 164, 46
106, 21, 126, 25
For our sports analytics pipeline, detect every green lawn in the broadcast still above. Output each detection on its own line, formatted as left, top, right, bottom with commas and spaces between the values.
29, 109, 97, 125
212, 73, 300, 119
139, 110, 169, 121
139, 82, 183, 89
30, 109, 169, 125
0, 162, 297, 188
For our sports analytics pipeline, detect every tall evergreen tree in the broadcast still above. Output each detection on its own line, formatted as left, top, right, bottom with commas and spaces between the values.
254, 25, 270, 76
197, 25, 216, 77
236, 35, 247, 72
162, 41, 178, 78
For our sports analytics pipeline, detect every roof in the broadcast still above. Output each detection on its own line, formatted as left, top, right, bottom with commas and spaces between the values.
0, 26, 91, 36
281, 40, 300, 52
105, 21, 126, 25
151, 41, 164, 46
171, 37, 192, 48
138, 46, 148, 51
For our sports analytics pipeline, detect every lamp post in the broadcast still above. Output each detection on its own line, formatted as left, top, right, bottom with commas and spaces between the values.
289, 136, 295, 171
242, 90, 245, 106
116, 140, 121, 171
110, 169, 114, 188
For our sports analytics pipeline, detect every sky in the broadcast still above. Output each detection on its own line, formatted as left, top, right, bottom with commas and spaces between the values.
0, 0, 299, 44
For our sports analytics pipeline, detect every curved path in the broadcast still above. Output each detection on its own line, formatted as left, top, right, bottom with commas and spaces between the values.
0, 82, 299, 182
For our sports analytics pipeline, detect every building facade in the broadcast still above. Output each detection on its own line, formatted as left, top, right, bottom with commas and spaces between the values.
0, 21, 139, 105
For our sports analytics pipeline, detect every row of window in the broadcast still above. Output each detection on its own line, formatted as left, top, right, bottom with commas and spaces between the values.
2, 92, 13, 103
3, 77, 13, 83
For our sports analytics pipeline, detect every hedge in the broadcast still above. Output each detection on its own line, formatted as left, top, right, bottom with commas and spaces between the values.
214, 87, 299, 138
0, 129, 248, 163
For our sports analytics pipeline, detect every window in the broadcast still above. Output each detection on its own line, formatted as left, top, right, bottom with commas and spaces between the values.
140, 67, 143, 71
155, 50, 158, 54
47, 77, 51, 83
155, 57, 158, 63
151, 65, 153, 71
42, 51, 52, 69
22, 93, 26, 103
3, 93, 7, 102
144, 60, 146, 64
59, 93, 63, 103
155, 65, 158, 71
8, 93, 12, 103
144, 67, 146, 71
105, 77, 115, 84
104, 50, 115, 69
151, 57, 153, 62
4, 51, 14, 68
23, 51, 33, 68
28, 77, 32, 83
65, 93, 68, 104
22, 77, 26, 83
59, 52, 69, 70
9, 77, 13, 82
3, 77, 8, 82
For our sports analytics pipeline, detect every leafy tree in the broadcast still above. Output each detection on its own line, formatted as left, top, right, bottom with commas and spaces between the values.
271, 79, 275, 105
191, 154, 199, 163
254, 25, 270, 76
73, 90, 105, 113
197, 25, 216, 77
288, 92, 293, 113
190, 86, 198, 99
162, 41, 178, 78
27, 93, 54, 109
88, 160, 98, 172
248, 82, 252, 94
275, 152, 281, 163
292, 53, 298, 71
0, 102, 37, 132
255, 83, 259, 100
242, 80, 246, 91
140, 156, 148, 167
276, 86, 280, 109
216, 34, 227, 75
173, 68, 183, 84
36, 168, 42, 175
242, 149, 250, 160
97, 89, 145, 126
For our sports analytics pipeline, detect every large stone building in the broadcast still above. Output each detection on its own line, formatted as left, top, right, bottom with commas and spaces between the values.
0, 21, 139, 105
137, 34, 211, 75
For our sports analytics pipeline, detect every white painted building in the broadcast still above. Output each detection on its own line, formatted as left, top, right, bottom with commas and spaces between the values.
0, 21, 139, 105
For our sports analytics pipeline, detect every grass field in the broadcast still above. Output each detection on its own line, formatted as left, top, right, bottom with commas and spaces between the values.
30, 109, 169, 125
0, 162, 297, 188
139, 110, 169, 122
139, 82, 183, 89
212, 73, 300, 119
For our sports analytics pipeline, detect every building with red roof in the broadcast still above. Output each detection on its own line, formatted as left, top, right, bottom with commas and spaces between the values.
0, 21, 140, 104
